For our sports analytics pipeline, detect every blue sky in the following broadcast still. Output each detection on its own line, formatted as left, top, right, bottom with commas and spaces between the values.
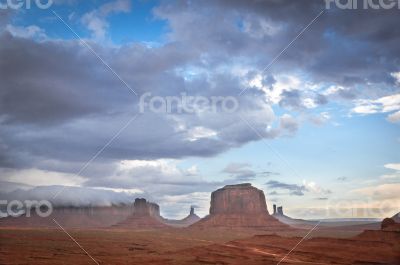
0, 0, 399, 219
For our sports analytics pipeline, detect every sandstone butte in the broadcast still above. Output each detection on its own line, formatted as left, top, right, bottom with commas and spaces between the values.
112, 198, 168, 229
192, 183, 289, 228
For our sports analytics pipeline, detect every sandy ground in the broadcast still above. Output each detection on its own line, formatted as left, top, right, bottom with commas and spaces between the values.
0, 226, 399, 265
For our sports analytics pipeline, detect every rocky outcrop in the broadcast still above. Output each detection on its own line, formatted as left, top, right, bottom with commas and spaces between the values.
272, 204, 284, 216
209, 184, 268, 215
193, 184, 288, 228
164, 206, 201, 227
112, 198, 167, 229
272, 204, 285, 216
131, 198, 161, 217
381, 217, 400, 231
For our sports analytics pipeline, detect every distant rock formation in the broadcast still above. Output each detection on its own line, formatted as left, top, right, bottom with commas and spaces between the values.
132, 198, 161, 217
381, 217, 400, 231
164, 206, 201, 227
272, 204, 284, 216
381, 218, 396, 229
180, 206, 201, 225
0, 205, 134, 228
193, 183, 288, 228
113, 198, 167, 229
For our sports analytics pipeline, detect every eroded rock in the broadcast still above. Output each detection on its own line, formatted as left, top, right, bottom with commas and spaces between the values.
193, 183, 288, 228
113, 198, 167, 229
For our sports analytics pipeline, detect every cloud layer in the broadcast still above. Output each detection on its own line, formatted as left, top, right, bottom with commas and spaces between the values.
0, 0, 399, 215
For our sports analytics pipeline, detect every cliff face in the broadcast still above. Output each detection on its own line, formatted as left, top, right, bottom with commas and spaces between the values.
210, 184, 268, 215
133, 198, 160, 217
381, 217, 400, 231
112, 198, 167, 229
193, 184, 288, 228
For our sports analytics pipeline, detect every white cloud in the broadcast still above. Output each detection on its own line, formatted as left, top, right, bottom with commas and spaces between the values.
384, 163, 400, 171
391, 71, 400, 85
309, 112, 331, 125
324, 85, 344, 96
246, 74, 302, 105
92, 187, 144, 195
352, 93, 400, 121
267, 75, 302, 104
352, 183, 400, 201
303, 98, 317, 109
160, 192, 210, 218
5, 25, 46, 40
186, 126, 218, 142
352, 100, 380, 114
379, 163, 400, 180
0, 168, 86, 187
83, 159, 220, 196
242, 16, 281, 39
302, 180, 331, 195
81, 0, 131, 41
380, 173, 400, 180
387, 110, 400, 123
377, 94, 400, 112
2, 185, 139, 208
279, 114, 299, 135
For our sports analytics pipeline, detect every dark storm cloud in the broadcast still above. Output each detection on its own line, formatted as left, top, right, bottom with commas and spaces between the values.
1, 0, 400, 194
0, 32, 125, 125
0, 9, 14, 27
315, 94, 328, 105
279, 90, 303, 110
156, 0, 400, 89
0, 31, 279, 173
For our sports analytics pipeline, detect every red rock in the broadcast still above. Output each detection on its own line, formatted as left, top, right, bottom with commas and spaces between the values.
131, 198, 161, 217
112, 198, 167, 229
193, 183, 288, 228
210, 183, 268, 214
381, 217, 400, 231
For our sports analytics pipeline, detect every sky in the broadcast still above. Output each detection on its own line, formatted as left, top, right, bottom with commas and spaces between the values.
0, 0, 399, 219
